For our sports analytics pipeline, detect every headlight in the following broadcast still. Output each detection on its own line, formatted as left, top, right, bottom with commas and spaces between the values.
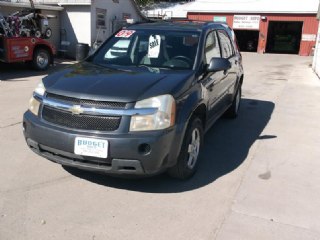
28, 81, 45, 116
28, 96, 41, 116
130, 95, 176, 131
34, 81, 46, 96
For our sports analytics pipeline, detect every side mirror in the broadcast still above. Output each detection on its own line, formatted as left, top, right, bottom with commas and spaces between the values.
207, 58, 231, 72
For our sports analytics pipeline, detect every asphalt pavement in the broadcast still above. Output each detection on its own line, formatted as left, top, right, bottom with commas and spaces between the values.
0, 54, 319, 240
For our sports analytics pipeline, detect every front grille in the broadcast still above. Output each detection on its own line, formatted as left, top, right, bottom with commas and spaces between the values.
42, 106, 121, 131
46, 93, 127, 109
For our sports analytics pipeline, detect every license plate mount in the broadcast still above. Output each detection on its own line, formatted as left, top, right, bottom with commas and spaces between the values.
74, 137, 108, 158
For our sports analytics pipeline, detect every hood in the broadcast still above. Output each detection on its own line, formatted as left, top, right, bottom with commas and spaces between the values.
43, 62, 194, 102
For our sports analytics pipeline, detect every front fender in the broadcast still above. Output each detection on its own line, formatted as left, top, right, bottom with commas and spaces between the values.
169, 85, 205, 163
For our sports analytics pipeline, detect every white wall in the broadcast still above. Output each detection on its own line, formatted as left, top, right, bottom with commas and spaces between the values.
91, 0, 142, 45
60, 5, 91, 57
312, 23, 320, 77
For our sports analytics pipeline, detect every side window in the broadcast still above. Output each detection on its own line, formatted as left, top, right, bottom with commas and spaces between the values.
130, 36, 149, 64
138, 39, 148, 53
217, 30, 234, 59
205, 31, 221, 63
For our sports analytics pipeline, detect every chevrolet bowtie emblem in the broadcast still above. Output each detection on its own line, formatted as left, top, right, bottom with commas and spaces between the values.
70, 105, 84, 115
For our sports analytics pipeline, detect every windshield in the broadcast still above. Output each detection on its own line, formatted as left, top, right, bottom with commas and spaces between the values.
91, 29, 200, 70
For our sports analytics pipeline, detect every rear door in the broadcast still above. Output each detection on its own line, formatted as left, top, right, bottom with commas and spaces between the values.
217, 30, 238, 105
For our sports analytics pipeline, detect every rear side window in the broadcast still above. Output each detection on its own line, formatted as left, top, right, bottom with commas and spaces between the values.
217, 30, 234, 59
204, 31, 221, 63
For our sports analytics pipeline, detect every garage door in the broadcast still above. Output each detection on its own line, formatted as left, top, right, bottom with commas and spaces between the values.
234, 30, 259, 52
266, 21, 303, 54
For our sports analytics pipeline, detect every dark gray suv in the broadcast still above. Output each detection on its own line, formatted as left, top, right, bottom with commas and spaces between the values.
23, 21, 244, 179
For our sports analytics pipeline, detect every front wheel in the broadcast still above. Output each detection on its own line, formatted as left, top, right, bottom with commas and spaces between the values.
168, 117, 203, 179
32, 48, 50, 71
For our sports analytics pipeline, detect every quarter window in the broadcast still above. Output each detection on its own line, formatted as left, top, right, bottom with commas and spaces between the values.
217, 30, 234, 59
204, 31, 221, 63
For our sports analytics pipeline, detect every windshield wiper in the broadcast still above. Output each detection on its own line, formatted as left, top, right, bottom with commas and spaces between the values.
136, 64, 170, 72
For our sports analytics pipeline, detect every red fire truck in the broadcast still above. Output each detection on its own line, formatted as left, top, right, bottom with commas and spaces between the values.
0, 35, 55, 70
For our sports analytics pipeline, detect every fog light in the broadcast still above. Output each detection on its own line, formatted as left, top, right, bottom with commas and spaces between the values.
138, 143, 151, 155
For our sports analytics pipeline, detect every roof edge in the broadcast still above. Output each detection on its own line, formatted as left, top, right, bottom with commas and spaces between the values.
0, 2, 63, 11
187, 10, 317, 15
58, 3, 90, 6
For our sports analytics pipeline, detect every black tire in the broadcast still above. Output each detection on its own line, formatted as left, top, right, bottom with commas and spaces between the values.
225, 85, 241, 118
34, 29, 42, 38
168, 117, 203, 179
44, 28, 52, 39
32, 48, 50, 71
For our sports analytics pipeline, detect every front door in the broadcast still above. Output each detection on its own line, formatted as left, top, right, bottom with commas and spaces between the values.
201, 30, 226, 122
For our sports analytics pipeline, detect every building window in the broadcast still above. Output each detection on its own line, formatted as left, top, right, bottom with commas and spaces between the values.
96, 8, 107, 29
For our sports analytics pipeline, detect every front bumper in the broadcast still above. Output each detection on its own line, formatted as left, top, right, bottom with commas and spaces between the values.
23, 111, 182, 176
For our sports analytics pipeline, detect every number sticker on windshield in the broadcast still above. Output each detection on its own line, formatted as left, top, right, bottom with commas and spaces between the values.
148, 35, 161, 58
115, 30, 135, 38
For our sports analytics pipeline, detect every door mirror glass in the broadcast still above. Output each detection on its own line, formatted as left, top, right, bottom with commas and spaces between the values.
207, 57, 231, 72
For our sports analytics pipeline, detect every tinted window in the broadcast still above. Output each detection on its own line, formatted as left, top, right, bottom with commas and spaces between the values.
205, 31, 221, 63
218, 30, 234, 59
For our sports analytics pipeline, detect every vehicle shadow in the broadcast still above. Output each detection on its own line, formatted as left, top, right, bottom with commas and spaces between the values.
64, 98, 275, 193
0, 58, 75, 81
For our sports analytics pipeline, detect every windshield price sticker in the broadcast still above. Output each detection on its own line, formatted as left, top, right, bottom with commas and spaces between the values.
115, 30, 135, 38
148, 35, 161, 58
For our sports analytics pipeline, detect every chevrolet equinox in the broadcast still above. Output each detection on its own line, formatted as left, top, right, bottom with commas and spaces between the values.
23, 21, 244, 179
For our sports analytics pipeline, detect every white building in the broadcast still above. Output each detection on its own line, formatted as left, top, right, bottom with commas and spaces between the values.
59, 0, 145, 57
145, 0, 318, 19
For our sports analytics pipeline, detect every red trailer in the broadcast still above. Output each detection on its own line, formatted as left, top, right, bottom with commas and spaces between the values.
0, 35, 55, 70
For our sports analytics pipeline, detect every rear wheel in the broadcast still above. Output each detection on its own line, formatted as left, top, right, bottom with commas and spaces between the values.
168, 117, 203, 179
32, 48, 50, 71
